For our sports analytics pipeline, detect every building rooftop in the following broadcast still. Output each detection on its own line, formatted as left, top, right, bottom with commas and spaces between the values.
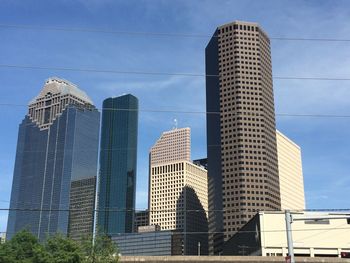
29, 77, 93, 105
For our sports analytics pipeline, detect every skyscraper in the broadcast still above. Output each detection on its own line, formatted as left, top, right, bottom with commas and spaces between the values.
97, 94, 138, 235
149, 128, 209, 255
7, 77, 100, 241
205, 21, 280, 253
276, 130, 305, 210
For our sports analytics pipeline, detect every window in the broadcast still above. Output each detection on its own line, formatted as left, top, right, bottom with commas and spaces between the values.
304, 219, 330, 225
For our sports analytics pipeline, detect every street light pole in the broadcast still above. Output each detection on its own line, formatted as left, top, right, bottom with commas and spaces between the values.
285, 210, 295, 263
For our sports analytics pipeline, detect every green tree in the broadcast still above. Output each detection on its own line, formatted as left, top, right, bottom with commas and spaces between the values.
0, 230, 45, 263
0, 231, 118, 263
81, 234, 118, 263
41, 234, 83, 263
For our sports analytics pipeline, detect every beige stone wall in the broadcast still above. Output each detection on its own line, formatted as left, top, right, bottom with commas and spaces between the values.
259, 212, 350, 257
120, 256, 350, 262
149, 161, 208, 230
276, 130, 305, 210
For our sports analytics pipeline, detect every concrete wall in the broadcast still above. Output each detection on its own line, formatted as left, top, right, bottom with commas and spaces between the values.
120, 256, 350, 262
276, 130, 305, 210
259, 212, 350, 257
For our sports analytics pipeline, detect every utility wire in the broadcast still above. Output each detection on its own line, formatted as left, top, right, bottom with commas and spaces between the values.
1, 64, 350, 81
0, 228, 349, 235
2, 200, 350, 213
1, 207, 349, 213
0, 64, 210, 77
0, 103, 349, 118
1, 24, 350, 42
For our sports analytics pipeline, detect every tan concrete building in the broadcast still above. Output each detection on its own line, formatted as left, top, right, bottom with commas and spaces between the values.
205, 21, 280, 253
150, 160, 208, 230
276, 130, 305, 210
0, 233, 6, 244
149, 128, 209, 254
150, 127, 190, 166
223, 211, 350, 258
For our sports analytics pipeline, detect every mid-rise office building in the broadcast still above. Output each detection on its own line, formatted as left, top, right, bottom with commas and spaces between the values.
222, 211, 350, 257
7, 77, 100, 241
112, 230, 184, 256
205, 21, 280, 253
276, 130, 305, 210
97, 94, 138, 235
134, 210, 149, 231
149, 128, 209, 255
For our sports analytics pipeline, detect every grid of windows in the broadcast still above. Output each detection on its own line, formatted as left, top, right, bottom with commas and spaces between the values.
206, 21, 281, 247
68, 177, 96, 240
112, 231, 183, 256
150, 161, 208, 230
98, 95, 138, 235
28, 78, 93, 130
150, 128, 190, 166
134, 210, 150, 231
7, 78, 100, 241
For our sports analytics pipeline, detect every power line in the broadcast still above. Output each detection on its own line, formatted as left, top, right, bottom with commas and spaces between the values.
0, 228, 349, 235
1, 64, 350, 81
0, 103, 350, 118
0, 64, 210, 77
1, 24, 350, 42
2, 207, 350, 213
1, 200, 349, 213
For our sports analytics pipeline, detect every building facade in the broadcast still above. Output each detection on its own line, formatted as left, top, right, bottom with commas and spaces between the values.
193, 158, 208, 170
222, 211, 350, 258
97, 94, 138, 235
0, 233, 6, 244
112, 230, 184, 256
149, 127, 191, 166
7, 77, 100, 241
205, 21, 281, 253
276, 130, 305, 210
149, 128, 209, 255
149, 161, 208, 232
134, 210, 150, 232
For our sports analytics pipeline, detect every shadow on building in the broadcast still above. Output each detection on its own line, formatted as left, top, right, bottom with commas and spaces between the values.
176, 186, 208, 255
222, 213, 261, 256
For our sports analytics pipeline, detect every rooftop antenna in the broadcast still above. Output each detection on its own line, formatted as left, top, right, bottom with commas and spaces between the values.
173, 118, 178, 130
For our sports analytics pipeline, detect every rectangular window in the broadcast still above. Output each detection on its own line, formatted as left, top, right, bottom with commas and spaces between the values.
305, 219, 330, 225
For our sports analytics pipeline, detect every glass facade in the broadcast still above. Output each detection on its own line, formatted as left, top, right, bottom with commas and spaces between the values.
112, 231, 183, 256
98, 94, 138, 235
7, 101, 100, 241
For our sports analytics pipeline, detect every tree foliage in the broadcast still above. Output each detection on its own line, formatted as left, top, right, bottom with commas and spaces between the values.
80, 234, 119, 263
0, 230, 44, 263
0, 231, 118, 263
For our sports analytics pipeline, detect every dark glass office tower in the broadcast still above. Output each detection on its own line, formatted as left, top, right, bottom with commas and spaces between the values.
98, 95, 138, 235
205, 21, 281, 254
7, 77, 100, 241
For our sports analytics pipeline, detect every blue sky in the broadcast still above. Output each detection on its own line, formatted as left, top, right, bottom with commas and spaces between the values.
1, 0, 350, 232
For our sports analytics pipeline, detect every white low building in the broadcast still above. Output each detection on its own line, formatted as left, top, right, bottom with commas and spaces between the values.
223, 211, 350, 258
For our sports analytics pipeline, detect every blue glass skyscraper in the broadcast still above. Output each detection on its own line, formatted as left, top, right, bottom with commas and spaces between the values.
98, 94, 138, 235
7, 77, 100, 241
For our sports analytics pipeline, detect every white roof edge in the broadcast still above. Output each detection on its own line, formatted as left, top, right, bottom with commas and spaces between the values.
276, 129, 301, 149
29, 77, 93, 105
217, 20, 269, 39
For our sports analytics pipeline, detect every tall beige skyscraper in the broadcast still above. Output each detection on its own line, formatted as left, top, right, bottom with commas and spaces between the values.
276, 130, 305, 210
149, 127, 209, 254
205, 21, 280, 253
